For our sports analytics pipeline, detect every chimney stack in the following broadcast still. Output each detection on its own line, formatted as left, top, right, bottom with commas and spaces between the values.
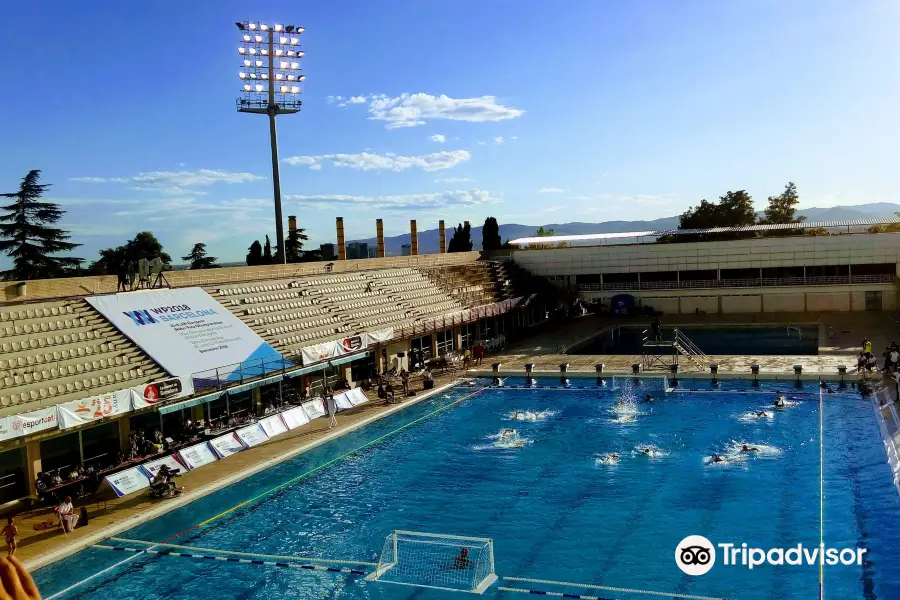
439, 220, 446, 253
410, 220, 419, 256
336, 217, 346, 260
288, 215, 297, 232
376, 219, 385, 258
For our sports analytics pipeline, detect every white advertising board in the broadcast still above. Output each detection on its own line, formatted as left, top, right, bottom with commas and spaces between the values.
347, 387, 369, 406
209, 432, 245, 458
131, 377, 194, 410
105, 467, 151, 498
178, 442, 219, 470
259, 414, 288, 438
12, 407, 59, 437
235, 423, 269, 448
280, 406, 310, 430
57, 389, 132, 430
140, 455, 187, 479
334, 392, 354, 411
0, 417, 17, 442
86, 288, 284, 377
301, 399, 326, 420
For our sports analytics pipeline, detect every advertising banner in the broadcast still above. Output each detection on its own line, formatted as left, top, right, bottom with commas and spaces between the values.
105, 467, 151, 498
0, 417, 18, 442
259, 414, 288, 438
86, 288, 284, 377
178, 442, 219, 470
209, 432, 245, 458
298, 327, 393, 365
12, 407, 59, 437
280, 406, 310, 430
301, 399, 326, 420
347, 387, 369, 406
57, 389, 132, 430
131, 377, 194, 410
334, 392, 354, 411
235, 423, 269, 448
140, 455, 187, 479
362, 327, 394, 344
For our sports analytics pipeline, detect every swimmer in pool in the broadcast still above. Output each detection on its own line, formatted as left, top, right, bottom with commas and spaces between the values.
711, 453, 725, 463
641, 447, 652, 456
643, 394, 653, 403
757, 410, 771, 418
741, 444, 759, 453
500, 429, 516, 438
514, 411, 523, 420
774, 396, 786, 408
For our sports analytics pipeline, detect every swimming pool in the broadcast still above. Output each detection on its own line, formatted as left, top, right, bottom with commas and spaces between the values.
34, 378, 900, 600
572, 325, 819, 355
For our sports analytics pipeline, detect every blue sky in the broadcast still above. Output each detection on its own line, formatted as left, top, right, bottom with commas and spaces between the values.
1, 1, 899, 265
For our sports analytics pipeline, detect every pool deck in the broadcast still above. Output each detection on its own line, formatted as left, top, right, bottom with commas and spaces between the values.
17, 370, 471, 571
487, 311, 896, 377
16, 311, 899, 572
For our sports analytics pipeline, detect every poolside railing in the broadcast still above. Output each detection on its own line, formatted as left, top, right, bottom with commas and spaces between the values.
579, 273, 894, 292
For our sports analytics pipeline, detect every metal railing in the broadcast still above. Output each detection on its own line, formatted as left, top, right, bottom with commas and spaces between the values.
579, 274, 894, 292
673, 328, 706, 357
191, 354, 296, 394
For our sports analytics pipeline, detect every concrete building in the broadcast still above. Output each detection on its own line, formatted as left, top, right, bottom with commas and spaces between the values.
347, 242, 369, 260
401, 244, 412, 256
319, 243, 336, 260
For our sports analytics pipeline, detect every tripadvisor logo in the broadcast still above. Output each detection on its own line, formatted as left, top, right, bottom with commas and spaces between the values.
675, 536, 867, 575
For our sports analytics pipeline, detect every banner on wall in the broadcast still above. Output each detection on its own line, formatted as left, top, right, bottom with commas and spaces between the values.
11, 407, 59, 437
301, 399, 326, 420
178, 442, 218, 470
280, 406, 310, 430
0, 417, 18, 442
209, 432, 245, 458
57, 389, 132, 429
105, 467, 151, 498
333, 392, 354, 411
299, 327, 394, 365
347, 387, 369, 406
86, 288, 285, 377
131, 377, 194, 410
259, 414, 288, 438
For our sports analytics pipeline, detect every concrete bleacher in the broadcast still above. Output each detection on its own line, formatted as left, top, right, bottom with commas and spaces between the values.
0, 299, 167, 414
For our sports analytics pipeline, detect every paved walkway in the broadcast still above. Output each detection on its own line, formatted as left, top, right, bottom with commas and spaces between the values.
18, 370, 469, 570
490, 311, 897, 376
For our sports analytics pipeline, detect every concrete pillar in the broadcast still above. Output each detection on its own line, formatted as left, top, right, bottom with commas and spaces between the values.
439, 220, 446, 253
118, 415, 132, 455
25, 440, 41, 496
410, 220, 419, 256
376, 219, 385, 258
252, 387, 262, 416
191, 404, 205, 423
336, 217, 346, 260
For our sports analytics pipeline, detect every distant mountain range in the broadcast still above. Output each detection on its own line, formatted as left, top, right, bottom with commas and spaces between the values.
344, 203, 900, 255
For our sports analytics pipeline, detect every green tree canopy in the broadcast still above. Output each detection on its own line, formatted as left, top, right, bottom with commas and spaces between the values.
482, 217, 502, 251
447, 222, 473, 252
760, 182, 804, 225
182, 242, 218, 269
281, 227, 309, 263
246, 240, 263, 266
0, 170, 82, 280
263, 235, 273, 264
89, 231, 169, 276
671, 190, 756, 242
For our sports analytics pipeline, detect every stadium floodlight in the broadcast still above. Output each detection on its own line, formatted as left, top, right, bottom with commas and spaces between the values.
235, 20, 305, 265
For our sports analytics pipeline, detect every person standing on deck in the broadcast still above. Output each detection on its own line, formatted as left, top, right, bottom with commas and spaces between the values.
2, 518, 17, 557
325, 388, 337, 428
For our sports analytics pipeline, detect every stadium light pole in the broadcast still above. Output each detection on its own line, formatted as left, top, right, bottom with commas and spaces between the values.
235, 21, 305, 264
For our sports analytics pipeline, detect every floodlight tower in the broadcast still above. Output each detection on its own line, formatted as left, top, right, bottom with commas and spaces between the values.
235, 21, 305, 265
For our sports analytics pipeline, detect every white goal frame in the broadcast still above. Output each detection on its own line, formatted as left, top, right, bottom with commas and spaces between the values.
366, 530, 498, 595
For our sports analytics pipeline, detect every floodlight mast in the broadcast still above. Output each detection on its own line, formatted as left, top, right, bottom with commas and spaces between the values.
236, 21, 304, 265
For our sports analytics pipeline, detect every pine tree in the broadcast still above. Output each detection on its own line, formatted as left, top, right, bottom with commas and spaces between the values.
263, 235, 273, 264
0, 170, 82, 280
447, 223, 473, 253
282, 227, 309, 263
760, 182, 804, 225
182, 242, 218, 269
482, 217, 502, 251
246, 240, 263, 266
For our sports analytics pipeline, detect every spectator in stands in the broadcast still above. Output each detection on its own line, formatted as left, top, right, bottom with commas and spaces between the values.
66, 465, 80, 482
49, 472, 63, 487
57, 496, 78, 533
304, 381, 313, 399
337, 377, 350, 390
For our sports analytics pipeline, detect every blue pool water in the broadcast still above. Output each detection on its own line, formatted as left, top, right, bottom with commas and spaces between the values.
35, 379, 900, 600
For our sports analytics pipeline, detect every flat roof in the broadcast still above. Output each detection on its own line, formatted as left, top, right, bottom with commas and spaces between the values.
508, 217, 900, 245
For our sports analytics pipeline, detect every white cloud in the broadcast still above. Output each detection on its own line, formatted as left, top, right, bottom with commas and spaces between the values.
283, 150, 470, 172
435, 177, 473, 183
71, 169, 265, 194
477, 141, 487, 146
493, 136, 504, 145
509, 136, 518, 140
286, 189, 501, 211
429, 134, 446, 143
341, 93, 524, 129
538, 187, 566, 194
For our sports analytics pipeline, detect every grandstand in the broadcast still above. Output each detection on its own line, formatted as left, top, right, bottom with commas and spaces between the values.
0, 251, 533, 505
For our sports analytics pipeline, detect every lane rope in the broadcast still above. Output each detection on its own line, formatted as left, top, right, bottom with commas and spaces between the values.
503, 576, 728, 600
44, 544, 156, 600
109, 537, 377, 567
93, 545, 367, 576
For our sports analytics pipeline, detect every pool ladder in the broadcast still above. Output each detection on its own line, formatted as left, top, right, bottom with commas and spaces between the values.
672, 328, 707, 368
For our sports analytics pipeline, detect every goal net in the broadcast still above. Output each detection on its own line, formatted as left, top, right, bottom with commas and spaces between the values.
610, 375, 671, 395
367, 530, 498, 594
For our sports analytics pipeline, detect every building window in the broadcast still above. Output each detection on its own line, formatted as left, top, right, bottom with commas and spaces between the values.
460, 324, 476, 349
411, 335, 433, 368
81, 422, 120, 472
436, 330, 455, 355
0, 448, 26, 504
